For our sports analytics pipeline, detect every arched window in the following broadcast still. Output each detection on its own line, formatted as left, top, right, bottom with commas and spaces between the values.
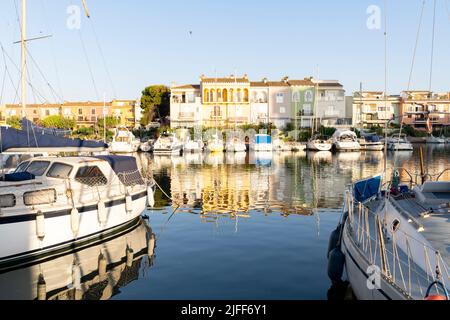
292, 92, 301, 102
204, 89, 209, 103
230, 89, 234, 102
223, 89, 228, 102
243, 89, 249, 102
210, 89, 215, 102
217, 89, 222, 102
253, 91, 258, 103
237, 89, 242, 102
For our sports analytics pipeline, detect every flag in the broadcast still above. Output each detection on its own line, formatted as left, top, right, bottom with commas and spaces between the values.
426, 116, 433, 134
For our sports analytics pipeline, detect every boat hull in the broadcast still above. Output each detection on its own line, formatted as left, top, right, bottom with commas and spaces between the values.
0, 190, 147, 269
341, 221, 410, 300
307, 142, 332, 152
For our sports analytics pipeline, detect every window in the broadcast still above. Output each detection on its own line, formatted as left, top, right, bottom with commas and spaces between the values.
26, 161, 50, 176
276, 93, 284, 104
15, 161, 30, 173
305, 90, 313, 102
187, 93, 195, 103
47, 163, 73, 179
91, 108, 96, 115
75, 166, 108, 186
280, 107, 286, 114
23, 189, 56, 206
303, 104, 312, 115
78, 108, 83, 115
45, 110, 50, 116
0, 194, 16, 208
292, 92, 301, 102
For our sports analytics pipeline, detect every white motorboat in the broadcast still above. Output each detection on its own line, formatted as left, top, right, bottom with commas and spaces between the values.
184, 138, 204, 153
272, 138, 292, 152
306, 135, 333, 152
387, 134, 413, 151
331, 130, 361, 152
329, 171, 450, 300
251, 134, 273, 152
109, 127, 140, 154
139, 139, 154, 152
153, 133, 183, 155
0, 155, 152, 268
426, 135, 446, 144
225, 137, 246, 153
206, 134, 224, 153
358, 134, 384, 151
0, 218, 155, 299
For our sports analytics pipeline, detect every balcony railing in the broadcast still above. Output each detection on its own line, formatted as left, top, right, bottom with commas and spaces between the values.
178, 112, 195, 120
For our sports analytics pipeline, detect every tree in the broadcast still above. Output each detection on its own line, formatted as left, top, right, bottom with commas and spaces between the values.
6, 116, 21, 130
41, 115, 75, 130
97, 116, 120, 130
140, 85, 170, 125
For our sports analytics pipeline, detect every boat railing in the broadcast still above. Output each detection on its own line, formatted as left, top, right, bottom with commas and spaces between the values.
391, 167, 450, 187
345, 191, 450, 299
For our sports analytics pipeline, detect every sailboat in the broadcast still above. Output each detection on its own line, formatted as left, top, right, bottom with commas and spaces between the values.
306, 134, 332, 152
0, 0, 152, 268
328, 2, 450, 300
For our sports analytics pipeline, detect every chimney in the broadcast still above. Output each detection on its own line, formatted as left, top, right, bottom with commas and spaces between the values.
282, 76, 289, 83
263, 77, 268, 84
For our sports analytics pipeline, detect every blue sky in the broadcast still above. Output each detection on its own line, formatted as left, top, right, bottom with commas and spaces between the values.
0, 0, 449, 103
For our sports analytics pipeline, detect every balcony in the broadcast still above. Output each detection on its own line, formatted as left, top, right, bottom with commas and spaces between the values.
178, 112, 195, 120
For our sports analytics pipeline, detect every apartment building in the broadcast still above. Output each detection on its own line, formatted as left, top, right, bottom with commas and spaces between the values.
400, 91, 450, 131
352, 91, 401, 128
2, 99, 138, 129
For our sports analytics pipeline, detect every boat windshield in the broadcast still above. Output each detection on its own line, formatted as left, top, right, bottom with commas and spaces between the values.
25, 161, 51, 176
15, 161, 30, 173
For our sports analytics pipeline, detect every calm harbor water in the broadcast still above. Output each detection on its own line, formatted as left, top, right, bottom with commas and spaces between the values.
0, 144, 449, 300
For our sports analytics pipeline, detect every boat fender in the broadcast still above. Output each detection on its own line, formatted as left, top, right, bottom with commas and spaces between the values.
147, 185, 155, 208
327, 224, 342, 259
126, 247, 134, 268
97, 201, 107, 225
70, 208, 80, 235
425, 281, 449, 300
328, 247, 345, 283
148, 233, 155, 258
125, 189, 133, 213
37, 274, 46, 301
98, 253, 107, 279
36, 211, 45, 239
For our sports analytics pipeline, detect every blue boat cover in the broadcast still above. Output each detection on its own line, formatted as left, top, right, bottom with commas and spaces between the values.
94, 155, 143, 186
256, 135, 271, 144
353, 175, 382, 202
365, 135, 381, 143
0, 172, 35, 182
0, 125, 107, 152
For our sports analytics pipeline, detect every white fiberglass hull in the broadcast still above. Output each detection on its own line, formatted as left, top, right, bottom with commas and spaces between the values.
252, 143, 273, 152
225, 142, 246, 153
360, 143, 384, 151
341, 222, 409, 300
333, 142, 361, 152
388, 143, 413, 151
109, 142, 139, 154
307, 141, 332, 152
207, 141, 224, 153
0, 190, 147, 269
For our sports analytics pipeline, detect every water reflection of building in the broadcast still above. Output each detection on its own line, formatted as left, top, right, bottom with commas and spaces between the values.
0, 220, 155, 300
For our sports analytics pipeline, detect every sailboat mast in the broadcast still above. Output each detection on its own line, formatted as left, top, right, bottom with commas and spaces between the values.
21, 0, 27, 118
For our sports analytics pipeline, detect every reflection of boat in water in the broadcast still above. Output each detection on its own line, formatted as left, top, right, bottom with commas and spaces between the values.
251, 134, 273, 152
225, 151, 247, 165
0, 219, 155, 300
425, 135, 446, 144
335, 151, 362, 162
308, 151, 332, 163
204, 152, 225, 166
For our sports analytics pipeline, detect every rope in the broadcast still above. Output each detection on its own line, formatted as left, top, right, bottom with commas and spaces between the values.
407, 0, 426, 91
429, 0, 437, 93
87, 17, 117, 98
77, 30, 100, 101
